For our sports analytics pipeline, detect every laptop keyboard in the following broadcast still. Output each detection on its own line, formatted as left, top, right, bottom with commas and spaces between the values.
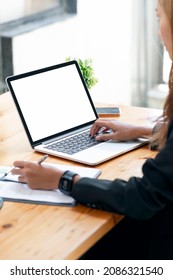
45, 130, 101, 155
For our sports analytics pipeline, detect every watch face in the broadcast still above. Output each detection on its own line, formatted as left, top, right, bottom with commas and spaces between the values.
59, 171, 77, 195
61, 179, 69, 192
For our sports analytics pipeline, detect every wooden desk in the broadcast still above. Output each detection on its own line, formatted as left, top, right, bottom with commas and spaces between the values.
0, 92, 161, 260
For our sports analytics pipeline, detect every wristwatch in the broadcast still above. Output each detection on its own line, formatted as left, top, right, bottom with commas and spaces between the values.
59, 170, 78, 195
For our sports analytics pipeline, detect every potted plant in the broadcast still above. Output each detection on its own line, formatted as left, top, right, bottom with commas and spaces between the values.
65, 57, 98, 90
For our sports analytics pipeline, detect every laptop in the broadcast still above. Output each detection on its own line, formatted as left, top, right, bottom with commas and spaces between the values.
6, 60, 147, 166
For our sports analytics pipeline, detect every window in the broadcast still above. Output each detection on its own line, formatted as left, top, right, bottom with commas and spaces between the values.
0, 0, 77, 93
0, 0, 60, 23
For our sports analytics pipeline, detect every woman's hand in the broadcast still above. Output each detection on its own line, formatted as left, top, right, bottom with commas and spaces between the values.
90, 119, 152, 141
12, 161, 64, 190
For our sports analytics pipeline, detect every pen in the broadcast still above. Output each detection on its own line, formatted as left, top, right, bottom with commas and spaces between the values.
37, 154, 49, 165
0, 167, 14, 179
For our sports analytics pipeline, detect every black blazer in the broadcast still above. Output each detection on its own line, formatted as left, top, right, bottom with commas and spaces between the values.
72, 119, 173, 258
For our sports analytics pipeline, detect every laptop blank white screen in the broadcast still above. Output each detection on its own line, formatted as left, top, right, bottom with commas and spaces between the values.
10, 64, 97, 142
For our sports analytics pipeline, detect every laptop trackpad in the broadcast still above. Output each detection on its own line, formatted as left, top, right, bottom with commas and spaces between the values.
95, 141, 141, 152
73, 140, 143, 165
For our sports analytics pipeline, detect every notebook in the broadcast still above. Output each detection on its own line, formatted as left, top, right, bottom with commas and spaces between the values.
6, 60, 147, 166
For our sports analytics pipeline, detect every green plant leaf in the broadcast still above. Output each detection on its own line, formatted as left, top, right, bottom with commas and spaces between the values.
65, 57, 98, 90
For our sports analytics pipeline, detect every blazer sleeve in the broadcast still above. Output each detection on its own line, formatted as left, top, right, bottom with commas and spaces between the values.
71, 121, 173, 220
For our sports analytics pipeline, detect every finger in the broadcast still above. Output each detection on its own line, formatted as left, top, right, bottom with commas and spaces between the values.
102, 127, 111, 133
18, 175, 26, 183
96, 120, 117, 130
90, 127, 101, 137
12, 167, 24, 176
90, 124, 101, 137
96, 133, 114, 141
13, 160, 26, 168
90, 118, 111, 136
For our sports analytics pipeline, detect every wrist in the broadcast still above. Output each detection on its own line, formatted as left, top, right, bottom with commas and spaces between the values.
135, 126, 152, 138
58, 170, 79, 195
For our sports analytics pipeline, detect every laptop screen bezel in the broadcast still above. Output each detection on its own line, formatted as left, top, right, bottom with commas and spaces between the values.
6, 60, 98, 147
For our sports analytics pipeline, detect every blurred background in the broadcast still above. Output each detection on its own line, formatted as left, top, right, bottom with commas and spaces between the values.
0, 0, 171, 108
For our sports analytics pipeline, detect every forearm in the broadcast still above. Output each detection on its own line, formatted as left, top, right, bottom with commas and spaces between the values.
71, 164, 166, 220
133, 126, 152, 138
71, 176, 154, 218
